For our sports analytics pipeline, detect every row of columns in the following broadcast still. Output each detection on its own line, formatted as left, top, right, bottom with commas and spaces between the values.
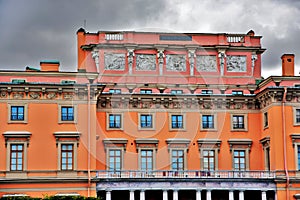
105, 189, 270, 200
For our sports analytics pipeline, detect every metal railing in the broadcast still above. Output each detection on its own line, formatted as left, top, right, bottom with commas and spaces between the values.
96, 170, 275, 179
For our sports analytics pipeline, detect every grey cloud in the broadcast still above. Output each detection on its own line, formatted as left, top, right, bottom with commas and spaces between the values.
0, 0, 168, 71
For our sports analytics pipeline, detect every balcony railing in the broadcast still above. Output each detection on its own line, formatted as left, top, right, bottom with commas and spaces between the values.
96, 170, 275, 179
105, 33, 124, 41
227, 35, 244, 43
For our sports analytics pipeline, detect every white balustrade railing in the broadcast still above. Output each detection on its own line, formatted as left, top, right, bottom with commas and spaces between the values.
96, 170, 275, 179
227, 35, 244, 43
105, 33, 124, 41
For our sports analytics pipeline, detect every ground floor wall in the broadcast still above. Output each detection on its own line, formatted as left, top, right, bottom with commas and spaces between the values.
0, 181, 97, 198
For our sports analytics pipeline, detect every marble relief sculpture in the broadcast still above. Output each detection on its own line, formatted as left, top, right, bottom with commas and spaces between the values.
166, 54, 186, 71
226, 56, 247, 72
136, 54, 156, 71
196, 55, 217, 72
104, 53, 125, 70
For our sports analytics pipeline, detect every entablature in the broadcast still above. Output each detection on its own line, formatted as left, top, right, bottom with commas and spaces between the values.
97, 93, 257, 111
0, 83, 105, 101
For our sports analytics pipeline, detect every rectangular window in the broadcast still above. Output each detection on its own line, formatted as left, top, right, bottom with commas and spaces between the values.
233, 150, 246, 171
202, 115, 214, 129
109, 149, 121, 171
171, 115, 183, 129
61, 106, 74, 121
296, 109, 300, 124
171, 90, 183, 94
264, 112, 268, 128
232, 91, 243, 95
140, 89, 152, 94
61, 144, 73, 170
201, 90, 213, 94
11, 106, 24, 121
109, 114, 122, 128
140, 114, 153, 128
141, 150, 153, 171
109, 89, 121, 94
232, 115, 245, 129
171, 150, 184, 170
10, 144, 23, 171
203, 150, 215, 171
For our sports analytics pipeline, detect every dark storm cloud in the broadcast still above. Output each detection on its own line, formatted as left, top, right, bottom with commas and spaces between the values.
0, 0, 167, 71
0, 0, 299, 76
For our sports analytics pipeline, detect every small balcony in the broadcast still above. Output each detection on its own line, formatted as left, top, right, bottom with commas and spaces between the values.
96, 170, 275, 179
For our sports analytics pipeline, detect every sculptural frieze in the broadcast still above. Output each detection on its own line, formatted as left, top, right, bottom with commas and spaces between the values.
196, 55, 217, 72
166, 54, 186, 72
226, 56, 247, 72
136, 54, 156, 71
104, 53, 125, 70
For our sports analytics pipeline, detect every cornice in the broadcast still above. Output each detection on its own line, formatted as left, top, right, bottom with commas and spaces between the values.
0, 83, 105, 102
0, 71, 99, 78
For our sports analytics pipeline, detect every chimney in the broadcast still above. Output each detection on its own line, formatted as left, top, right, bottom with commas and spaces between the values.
281, 54, 295, 76
40, 60, 60, 72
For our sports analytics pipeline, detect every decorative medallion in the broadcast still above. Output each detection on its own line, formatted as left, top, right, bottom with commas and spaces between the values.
196, 55, 217, 72
46, 92, 56, 99
104, 53, 125, 70
136, 54, 156, 71
227, 56, 247, 72
64, 93, 74, 100
29, 92, 40, 99
166, 55, 186, 71
12, 92, 24, 99
0, 92, 7, 98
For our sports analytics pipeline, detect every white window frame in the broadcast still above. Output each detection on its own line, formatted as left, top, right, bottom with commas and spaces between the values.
293, 107, 300, 126
231, 113, 248, 131
58, 104, 77, 124
228, 139, 252, 171
7, 103, 28, 124
138, 113, 155, 130
53, 131, 80, 171
106, 113, 124, 130
169, 113, 186, 131
3, 131, 31, 172
200, 113, 217, 131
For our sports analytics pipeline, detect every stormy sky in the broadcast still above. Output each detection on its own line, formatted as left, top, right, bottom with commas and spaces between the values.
0, 0, 299, 77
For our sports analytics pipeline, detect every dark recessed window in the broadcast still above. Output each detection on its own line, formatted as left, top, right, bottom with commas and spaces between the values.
140, 89, 152, 94
109, 114, 122, 128
61, 106, 74, 121
11, 106, 24, 121
202, 115, 214, 129
171, 115, 183, 129
140, 114, 153, 128
232, 115, 245, 129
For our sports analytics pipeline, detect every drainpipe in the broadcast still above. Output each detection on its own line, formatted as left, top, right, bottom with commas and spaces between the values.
87, 81, 91, 197
282, 87, 290, 200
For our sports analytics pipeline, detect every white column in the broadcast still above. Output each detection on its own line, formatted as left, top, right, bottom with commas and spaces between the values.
229, 190, 234, 200
206, 190, 212, 200
163, 190, 168, 200
130, 190, 135, 200
173, 190, 178, 200
262, 191, 267, 200
239, 191, 244, 200
140, 190, 145, 200
106, 190, 111, 200
196, 190, 202, 200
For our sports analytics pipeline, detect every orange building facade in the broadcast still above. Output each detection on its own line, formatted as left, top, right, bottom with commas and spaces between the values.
0, 29, 300, 200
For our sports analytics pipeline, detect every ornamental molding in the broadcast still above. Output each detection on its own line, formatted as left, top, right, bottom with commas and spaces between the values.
98, 95, 257, 111
0, 84, 104, 101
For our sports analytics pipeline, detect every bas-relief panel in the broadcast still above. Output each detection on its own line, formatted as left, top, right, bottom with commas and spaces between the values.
166, 55, 186, 72
196, 55, 217, 72
136, 54, 156, 71
226, 56, 247, 72
104, 53, 125, 70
